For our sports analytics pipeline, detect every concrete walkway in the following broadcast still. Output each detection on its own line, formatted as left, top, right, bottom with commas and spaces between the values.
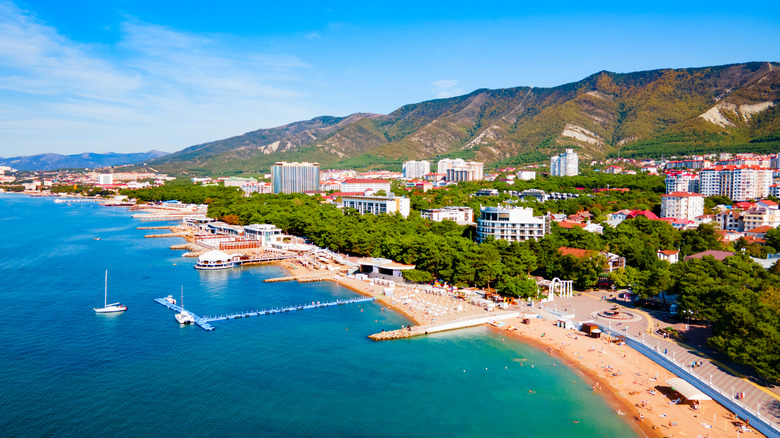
532, 293, 780, 436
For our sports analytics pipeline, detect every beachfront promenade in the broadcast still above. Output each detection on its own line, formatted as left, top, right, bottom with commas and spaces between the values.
536, 294, 780, 437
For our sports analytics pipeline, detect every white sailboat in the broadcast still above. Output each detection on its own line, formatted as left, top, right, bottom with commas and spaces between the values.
175, 286, 194, 325
94, 270, 127, 313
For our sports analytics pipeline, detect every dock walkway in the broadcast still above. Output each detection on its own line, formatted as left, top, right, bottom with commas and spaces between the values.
154, 296, 376, 331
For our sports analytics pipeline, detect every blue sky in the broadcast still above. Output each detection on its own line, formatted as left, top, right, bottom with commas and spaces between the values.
1, 1, 779, 157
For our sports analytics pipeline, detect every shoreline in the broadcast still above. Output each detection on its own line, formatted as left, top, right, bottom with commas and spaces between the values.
170, 226, 759, 438
283, 261, 760, 438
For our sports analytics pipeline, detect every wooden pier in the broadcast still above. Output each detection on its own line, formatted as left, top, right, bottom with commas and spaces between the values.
154, 296, 376, 331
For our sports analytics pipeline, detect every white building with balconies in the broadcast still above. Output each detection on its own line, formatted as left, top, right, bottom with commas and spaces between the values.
476, 206, 549, 243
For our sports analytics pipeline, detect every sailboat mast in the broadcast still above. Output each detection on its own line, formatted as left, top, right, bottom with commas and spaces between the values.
181, 285, 184, 312
104, 270, 108, 307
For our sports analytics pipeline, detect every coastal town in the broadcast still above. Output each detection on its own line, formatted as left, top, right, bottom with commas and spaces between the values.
4, 149, 780, 437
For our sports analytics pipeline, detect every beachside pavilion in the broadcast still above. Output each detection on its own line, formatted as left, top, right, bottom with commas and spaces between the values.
666, 378, 712, 404
357, 258, 415, 282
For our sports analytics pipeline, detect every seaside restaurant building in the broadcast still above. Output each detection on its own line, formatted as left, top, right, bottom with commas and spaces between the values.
358, 258, 415, 282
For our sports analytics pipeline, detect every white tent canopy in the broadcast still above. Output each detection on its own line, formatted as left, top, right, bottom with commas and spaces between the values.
666, 378, 712, 401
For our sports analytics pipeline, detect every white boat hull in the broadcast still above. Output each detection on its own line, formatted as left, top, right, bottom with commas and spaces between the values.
94, 305, 127, 313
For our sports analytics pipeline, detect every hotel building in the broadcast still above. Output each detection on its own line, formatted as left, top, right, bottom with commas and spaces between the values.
342, 195, 411, 218
476, 206, 549, 243
420, 206, 474, 224
340, 178, 391, 193
271, 162, 320, 194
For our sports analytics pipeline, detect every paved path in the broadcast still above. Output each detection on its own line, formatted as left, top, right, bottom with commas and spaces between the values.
531, 293, 780, 435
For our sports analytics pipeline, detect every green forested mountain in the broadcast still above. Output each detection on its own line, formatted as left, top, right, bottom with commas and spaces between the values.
141, 62, 780, 174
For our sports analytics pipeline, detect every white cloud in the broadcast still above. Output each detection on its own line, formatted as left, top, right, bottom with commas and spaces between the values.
0, 1, 319, 155
431, 79, 463, 98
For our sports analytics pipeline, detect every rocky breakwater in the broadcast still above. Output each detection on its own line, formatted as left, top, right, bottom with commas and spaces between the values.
369, 325, 422, 341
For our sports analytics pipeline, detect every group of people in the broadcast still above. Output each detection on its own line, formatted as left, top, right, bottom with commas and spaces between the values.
736, 391, 746, 400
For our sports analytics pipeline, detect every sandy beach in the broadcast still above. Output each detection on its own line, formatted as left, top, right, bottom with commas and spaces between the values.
278, 258, 764, 438
161, 223, 763, 438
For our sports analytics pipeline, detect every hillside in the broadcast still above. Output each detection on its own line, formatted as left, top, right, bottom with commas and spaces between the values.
138, 62, 780, 174
1, 150, 169, 171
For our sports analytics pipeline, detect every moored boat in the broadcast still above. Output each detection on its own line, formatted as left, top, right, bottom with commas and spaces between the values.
94, 270, 127, 313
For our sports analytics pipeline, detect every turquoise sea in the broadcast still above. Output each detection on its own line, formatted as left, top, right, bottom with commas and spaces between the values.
0, 194, 637, 437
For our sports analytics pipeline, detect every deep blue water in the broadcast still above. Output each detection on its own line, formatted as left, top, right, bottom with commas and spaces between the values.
0, 195, 636, 437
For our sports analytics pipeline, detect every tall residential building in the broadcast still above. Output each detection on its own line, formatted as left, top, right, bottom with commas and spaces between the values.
271, 162, 320, 194
699, 165, 772, 201
476, 206, 549, 243
439, 159, 484, 182
665, 173, 699, 194
660, 192, 705, 220
402, 160, 431, 179
437, 158, 466, 175
550, 149, 579, 176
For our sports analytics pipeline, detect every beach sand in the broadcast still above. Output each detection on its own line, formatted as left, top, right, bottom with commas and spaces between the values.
278, 259, 763, 438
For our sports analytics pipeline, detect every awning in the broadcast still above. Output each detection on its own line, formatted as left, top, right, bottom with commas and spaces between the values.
666, 378, 712, 401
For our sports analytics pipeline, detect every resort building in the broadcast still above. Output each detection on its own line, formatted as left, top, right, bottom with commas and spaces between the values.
660, 192, 705, 220
357, 258, 416, 283
476, 206, 549, 243
98, 174, 113, 185
241, 181, 272, 196
342, 195, 411, 218
244, 224, 283, 247
340, 178, 391, 194
550, 149, 579, 176
699, 165, 772, 201
420, 206, 474, 224
402, 160, 431, 179
271, 162, 320, 194
223, 177, 257, 187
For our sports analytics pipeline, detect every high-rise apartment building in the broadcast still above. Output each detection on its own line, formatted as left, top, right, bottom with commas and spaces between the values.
438, 159, 484, 182
550, 149, 579, 176
660, 192, 705, 220
699, 165, 771, 201
665, 173, 699, 194
402, 160, 431, 179
271, 162, 320, 194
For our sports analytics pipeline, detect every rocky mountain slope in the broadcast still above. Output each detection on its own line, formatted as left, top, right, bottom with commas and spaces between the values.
142, 62, 780, 174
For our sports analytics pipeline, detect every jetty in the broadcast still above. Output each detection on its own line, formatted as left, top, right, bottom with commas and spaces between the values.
369, 312, 521, 341
264, 272, 332, 283
154, 296, 376, 331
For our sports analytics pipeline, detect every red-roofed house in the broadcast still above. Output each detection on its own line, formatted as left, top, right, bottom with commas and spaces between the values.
558, 247, 626, 273
657, 249, 679, 264
684, 250, 735, 262
745, 225, 774, 240
626, 210, 659, 220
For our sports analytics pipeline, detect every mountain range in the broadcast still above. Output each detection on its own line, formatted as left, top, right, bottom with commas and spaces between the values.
0, 151, 169, 171
21, 62, 780, 175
